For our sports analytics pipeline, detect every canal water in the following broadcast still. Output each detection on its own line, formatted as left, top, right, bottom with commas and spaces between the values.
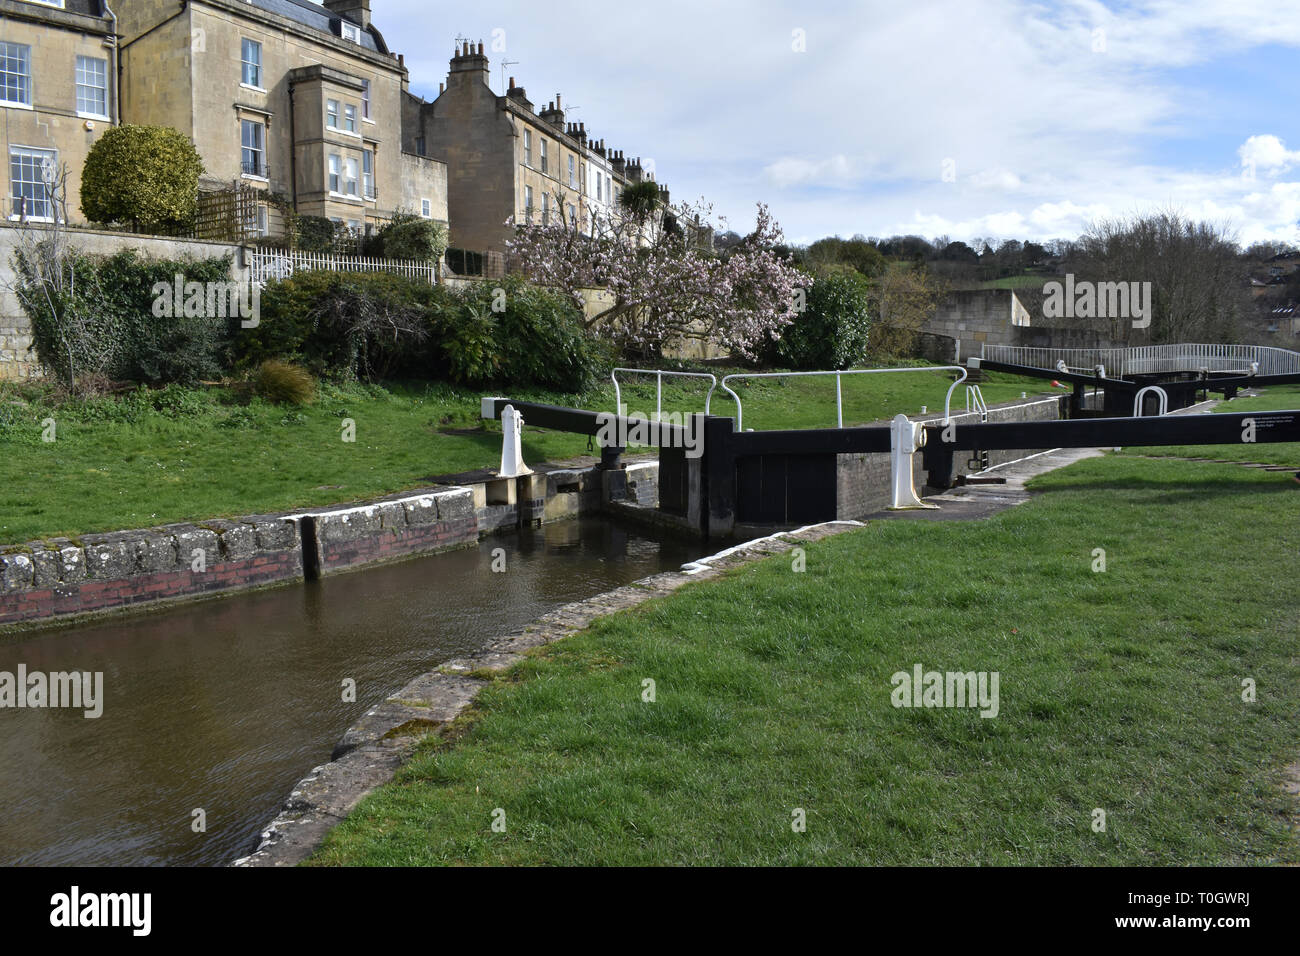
0, 517, 703, 866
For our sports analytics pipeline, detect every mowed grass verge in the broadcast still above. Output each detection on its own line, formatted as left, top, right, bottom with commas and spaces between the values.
310, 454, 1300, 866
0, 368, 1047, 543
1119, 384, 1300, 468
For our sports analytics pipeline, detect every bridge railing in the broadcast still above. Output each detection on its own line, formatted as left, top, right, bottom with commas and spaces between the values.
982, 343, 1300, 377
719, 366, 968, 432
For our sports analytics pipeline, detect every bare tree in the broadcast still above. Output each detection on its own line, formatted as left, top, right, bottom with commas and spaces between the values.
1076, 209, 1251, 343
6, 161, 118, 393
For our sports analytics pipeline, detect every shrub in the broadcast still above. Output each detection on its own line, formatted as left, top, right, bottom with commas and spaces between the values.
295, 216, 341, 253
229, 270, 603, 390
451, 277, 601, 391
18, 247, 232, 387
80, 126, 205, 233
768, 268, 873, 370
370, 211, 448, 262
252, 360, 315, 405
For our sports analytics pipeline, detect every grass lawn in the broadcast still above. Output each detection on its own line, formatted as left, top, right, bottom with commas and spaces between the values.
309, 454, 1300, 866
1119, 384, 1300, 468
0, 367, 1050, 543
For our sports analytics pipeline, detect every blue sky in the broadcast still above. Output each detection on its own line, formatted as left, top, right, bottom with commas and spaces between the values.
379, 0, 1300, 248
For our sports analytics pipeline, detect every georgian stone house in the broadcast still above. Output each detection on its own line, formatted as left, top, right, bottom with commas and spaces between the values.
0, 0, 118, 223
405, 42, 664, 265
113, 0, 446, 236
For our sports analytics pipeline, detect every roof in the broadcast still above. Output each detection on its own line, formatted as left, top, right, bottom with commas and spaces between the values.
246, 0, 384, 53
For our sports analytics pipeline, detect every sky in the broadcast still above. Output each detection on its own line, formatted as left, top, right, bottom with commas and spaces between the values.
379, 0, 1300, 249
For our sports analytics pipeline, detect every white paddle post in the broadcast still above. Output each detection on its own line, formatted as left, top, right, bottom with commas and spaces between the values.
889, 413, 937, 510
499, 404, 533, 478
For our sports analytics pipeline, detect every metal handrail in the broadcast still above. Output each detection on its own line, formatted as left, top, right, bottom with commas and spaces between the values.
1133, 385, 1169, 417
983, 343, 1300, 378
966, 384, 989, 422
611, 368, 718, 419
719, 366, 969, 432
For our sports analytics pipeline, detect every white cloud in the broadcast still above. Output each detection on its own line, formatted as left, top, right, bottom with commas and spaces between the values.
379, 0, 1300, 246
1238, 135, 1300, 175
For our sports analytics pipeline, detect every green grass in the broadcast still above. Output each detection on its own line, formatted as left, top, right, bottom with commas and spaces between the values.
310, 454, 1300, 866
979, 274, 1050, 290
0, 366, 1051, 543
1119, 384, 1300, 468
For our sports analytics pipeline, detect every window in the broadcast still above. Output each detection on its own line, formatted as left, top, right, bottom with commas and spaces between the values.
523, 129, 531, 167
421, 198, 432, 218
347, 218, 361, 233
241, 38, 262, 88
345, 157, 359, 196
10, 147, 56, 220
240, 119, 265, 177
568, 155, 575, 188
540, 139, 548, 175
341, 22, 362, 44
362, 149, 373, 198
361, 79, 371, 120
328, 153, 341, 193
326, 99, 339, 129
344, 103, 357, 133
523, 186, 533, 222
541, 192, 549, 225
0, 43, 30, 107
568, 203, 576, 227
244, 203, 268, 238
74, 56, 108, 117
596, 171, 602, 202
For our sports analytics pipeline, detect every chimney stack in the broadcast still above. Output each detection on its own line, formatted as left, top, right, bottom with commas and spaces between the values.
323, 0, 371, 29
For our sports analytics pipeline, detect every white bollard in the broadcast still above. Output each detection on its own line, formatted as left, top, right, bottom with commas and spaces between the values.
499, 404, 533, 478
888, 414, 938, 510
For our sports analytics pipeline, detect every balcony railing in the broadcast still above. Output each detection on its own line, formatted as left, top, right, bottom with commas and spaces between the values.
241, 158, 268, 179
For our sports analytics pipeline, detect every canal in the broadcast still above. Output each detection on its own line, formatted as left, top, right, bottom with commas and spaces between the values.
0, 517, 704, 866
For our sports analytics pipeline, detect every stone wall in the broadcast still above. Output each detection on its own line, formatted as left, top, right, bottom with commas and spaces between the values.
0, 515, 302, 628
306, 488, 478, 576
923, 289, 1032, 363
836, 395, 1062, 519
0, 225, 246, 381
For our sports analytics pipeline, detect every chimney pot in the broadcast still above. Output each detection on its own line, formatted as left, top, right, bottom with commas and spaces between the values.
478, 42, 484, 55
509, 76, 515, 88
556, 94, 562, 108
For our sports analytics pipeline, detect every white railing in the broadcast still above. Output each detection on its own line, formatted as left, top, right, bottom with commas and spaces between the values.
245, 247, 438, 286
966, 384, 989, 422
982, 343, 1300, 378
1133, 385, 1169, 417
611, 368, 717, 418
719, 366, 968, 432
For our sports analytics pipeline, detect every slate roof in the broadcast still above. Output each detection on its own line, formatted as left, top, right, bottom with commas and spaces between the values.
247, 0, 384, 53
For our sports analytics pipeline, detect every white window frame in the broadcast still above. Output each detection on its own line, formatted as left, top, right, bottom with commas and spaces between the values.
568, 155, 575, 188
341, 22, 362, 44
326, 99, 339, 130
542, 191, 549, 225
9, 146, 57, 222
0, 42, 31, 109
241, 38, 263, 90
361, 79, 372, 122
362, 148, 374, 199
421, 198, 432, 218
328, 153, 341, 193
344, 156, 359, 197
240, 119, 266, 179
540, 138, 548, 175
524, 185, 533, 222
75, 55, 108, 119
344, 103, 357, 133
523, 129, 532, 167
